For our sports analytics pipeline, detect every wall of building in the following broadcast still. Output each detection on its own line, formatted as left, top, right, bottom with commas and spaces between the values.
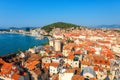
59, 73, 74, 80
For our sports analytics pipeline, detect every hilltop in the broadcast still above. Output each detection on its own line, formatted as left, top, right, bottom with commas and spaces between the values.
41, 22, 85, 33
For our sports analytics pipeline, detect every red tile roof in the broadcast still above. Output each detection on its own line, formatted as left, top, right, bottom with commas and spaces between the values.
74, 50, 82, 55
50, 62, 59, 67
89, 78, 98, 80
94, 65, 99, 71
68, 54, 74, 60
1, 63, 12, 74
63, 63, 70, 67
101, 46, 114, 58
43, 62, 50, 68
11, 71, 21, 80
81, 61, 91, 65
93, 55, 110, 65
72, 75, 84, 80
26, 60, 39, 70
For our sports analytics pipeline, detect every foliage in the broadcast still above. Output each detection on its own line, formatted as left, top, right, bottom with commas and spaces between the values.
41, 42, 49, 46
66, 38, 74, 43
43, 34, 52, 36
41, 22, 85, 33
114, 29, 120, 33
107, 70, 110, 74
38, 53, 42, 57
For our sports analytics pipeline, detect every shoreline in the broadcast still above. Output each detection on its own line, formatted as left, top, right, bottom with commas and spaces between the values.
0, 31, 44, 40
0, 32, 49, 57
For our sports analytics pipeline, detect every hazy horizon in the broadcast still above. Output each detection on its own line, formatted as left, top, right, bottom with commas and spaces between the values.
0, 22, 120, 29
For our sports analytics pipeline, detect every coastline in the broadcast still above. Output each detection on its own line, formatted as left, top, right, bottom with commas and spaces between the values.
0, 32, 49, 57
0, 31, 44, 40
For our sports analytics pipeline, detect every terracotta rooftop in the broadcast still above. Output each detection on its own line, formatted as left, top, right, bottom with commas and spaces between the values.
98, 40, 110, 44
93, 55, 110, 65
74, 50, 82, 55
0, 63, 12, 74
72, 75, 84, 80
65, 68, 76, 73
89, 78, 98, 80
11, 71, 21, 80
63, 63, 70, 67
50, 62, 59, 67
68, 54, 74, 60
81, 61, 91, 65
26, 60, 39, 70
65, 68, 80, 73
26, 53, 40, 62
52, 74, 59, 80
101, 46, 114, 58
42, 62, 50, 68
94, 65, 99, 71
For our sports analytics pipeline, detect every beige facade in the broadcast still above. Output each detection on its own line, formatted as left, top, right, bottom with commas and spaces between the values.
49, 66, 58, 76
54, 40, 61, 51
49, 40, 54, 47
59, 73, 74, 80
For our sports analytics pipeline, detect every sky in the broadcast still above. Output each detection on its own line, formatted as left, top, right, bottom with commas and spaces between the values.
0, 0, 120, 28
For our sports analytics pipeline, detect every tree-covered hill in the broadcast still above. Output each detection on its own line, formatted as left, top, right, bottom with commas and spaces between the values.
41, 22, 85, 33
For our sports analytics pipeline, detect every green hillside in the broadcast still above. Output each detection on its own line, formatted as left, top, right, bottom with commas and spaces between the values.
41, 22, 85, 33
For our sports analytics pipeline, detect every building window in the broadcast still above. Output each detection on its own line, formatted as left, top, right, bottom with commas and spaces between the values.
86, 76, 89, 79
75, 63, 77, 65
105, 61, 108, 64
100, 60, 102, 63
